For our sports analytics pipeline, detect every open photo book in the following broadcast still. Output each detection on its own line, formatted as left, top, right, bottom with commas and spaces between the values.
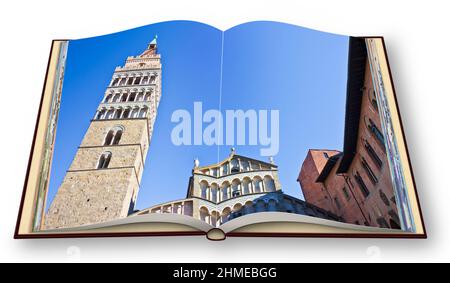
15, 21, 426, 240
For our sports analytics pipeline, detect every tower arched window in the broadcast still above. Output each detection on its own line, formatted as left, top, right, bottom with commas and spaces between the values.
105, 94, 113, 103
111, 78, 119, 86
97, 152, 112, 169
106, 109, 115, 119
96, 109, 106, 120
139, 107, 148, 118
145, 92, 151, 101
114, 109, 122, 119
112, 93, 120, 102
128, 92, 136, 102
112, 130, 123, 145
131, 108, 140, 118
200, 181, 208, 199
104, 127, 124, 146
104, 130, 114, 145
137, 92, 144, 102
126, 76, 133, 86
123, 108, 131, 118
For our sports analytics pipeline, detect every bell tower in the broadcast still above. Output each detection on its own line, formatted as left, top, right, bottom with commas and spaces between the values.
45, 36, 162, 229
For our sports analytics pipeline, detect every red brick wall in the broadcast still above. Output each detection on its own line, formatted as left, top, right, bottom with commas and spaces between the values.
341, 60, 400, 228
297, 149, 340, 212
298, 60, 401, 229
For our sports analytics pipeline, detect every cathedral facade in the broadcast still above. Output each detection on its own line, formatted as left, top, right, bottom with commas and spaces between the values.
45, 37, 162, 229
133, 149, 339, 227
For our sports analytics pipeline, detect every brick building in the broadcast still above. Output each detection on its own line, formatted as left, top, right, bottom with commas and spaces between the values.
298, 38, 401, 229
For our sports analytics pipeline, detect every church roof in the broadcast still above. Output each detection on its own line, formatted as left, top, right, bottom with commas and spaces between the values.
139, 35, 158, 57
195, 150, 277, 171
149, 35, 157, 45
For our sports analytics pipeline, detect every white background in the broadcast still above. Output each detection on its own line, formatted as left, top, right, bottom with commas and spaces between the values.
0, 0, 448, 262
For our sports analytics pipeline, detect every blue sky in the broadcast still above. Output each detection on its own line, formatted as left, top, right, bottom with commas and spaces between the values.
46, 21, 349, 211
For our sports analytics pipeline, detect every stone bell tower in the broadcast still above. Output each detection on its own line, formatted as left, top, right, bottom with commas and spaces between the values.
45, 36, 162, 229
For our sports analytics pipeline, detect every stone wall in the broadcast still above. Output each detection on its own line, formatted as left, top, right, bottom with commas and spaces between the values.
45, 167, 138, 229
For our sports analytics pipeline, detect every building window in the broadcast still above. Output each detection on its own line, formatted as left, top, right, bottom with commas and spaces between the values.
230, 159, 240, 173
368, 89, 378, 111
112, 94, 120, 102
379, 190, 390, 206
128, 93, 136, 102
111, 78, 119, 86
145, 92, 151, 101
114, 109, 122, 119
104, 94, 112, 103
139, 107, 148, 118
253, 177, 263, 193
231, 180, 241, 197
210, 185, 218, 203
127, 77, 134, 85
368, 118, 385, 146
364, 140, 382, 169
104, 127, 124, 146
390, 196, 397, 205
354, 171, 370, 198
241, 160, 250, 171
342, 187, 351, 201
104, 130, 114, 145
96, 109, 106, 120
112, 130, 123, 145
361, 157, 378, 184
123, 108, 131, 118
264, 176, 276, 192
222, 163, 228, 176
334, 197, 341, 210
97, 152, 112, 169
